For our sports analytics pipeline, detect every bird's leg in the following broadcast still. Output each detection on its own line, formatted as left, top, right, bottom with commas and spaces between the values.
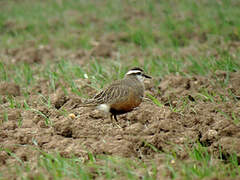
110, 114, 118, 122
110, 114, 121, 129
113, 115, 118, 122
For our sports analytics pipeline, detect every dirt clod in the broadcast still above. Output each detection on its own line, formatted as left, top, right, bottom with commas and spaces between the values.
0, 82, 20, 96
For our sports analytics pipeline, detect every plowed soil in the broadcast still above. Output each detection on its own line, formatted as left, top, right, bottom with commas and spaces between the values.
1, 64, 240, 176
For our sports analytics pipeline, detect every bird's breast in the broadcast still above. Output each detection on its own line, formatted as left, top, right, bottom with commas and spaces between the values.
110, 90, 143, 113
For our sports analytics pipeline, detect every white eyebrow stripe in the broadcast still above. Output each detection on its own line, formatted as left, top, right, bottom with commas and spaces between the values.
126, 70, 142, 75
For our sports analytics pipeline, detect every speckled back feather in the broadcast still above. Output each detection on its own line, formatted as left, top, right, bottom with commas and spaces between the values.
81, 75, 144, 107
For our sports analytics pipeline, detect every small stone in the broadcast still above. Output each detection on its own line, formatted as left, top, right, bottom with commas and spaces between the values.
68, 113, 76, 120
207, 129, 218, 139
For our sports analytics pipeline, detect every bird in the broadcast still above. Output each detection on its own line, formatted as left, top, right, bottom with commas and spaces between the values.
80, 67, 151, 122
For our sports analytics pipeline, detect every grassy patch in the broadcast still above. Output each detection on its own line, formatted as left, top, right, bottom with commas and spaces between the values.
1, 143, 240, 179
1, 0, 240, 179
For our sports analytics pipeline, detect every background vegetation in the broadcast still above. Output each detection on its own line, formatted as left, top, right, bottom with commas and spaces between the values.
0, 0, 240, 179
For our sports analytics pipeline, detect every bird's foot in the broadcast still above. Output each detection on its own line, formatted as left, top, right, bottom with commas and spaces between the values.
113, 122, 122, 129
110, 114, 122, 129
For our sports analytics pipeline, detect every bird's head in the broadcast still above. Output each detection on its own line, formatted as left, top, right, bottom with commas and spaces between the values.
125, 67, 151, 82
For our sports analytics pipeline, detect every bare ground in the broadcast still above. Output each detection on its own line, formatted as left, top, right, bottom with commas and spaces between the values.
0, 60, 240, 178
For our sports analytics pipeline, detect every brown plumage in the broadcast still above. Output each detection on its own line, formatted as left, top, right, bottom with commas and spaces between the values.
81, 67, 151, 121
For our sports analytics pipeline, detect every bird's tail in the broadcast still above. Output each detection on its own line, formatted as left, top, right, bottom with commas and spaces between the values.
78, 99, 99, 107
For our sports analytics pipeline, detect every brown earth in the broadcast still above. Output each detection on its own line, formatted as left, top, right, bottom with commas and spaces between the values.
1, 1, 240, 178
1, 67, 240, 177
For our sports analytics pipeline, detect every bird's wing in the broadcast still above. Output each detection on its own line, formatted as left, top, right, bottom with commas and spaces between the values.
83, 81, 129, 105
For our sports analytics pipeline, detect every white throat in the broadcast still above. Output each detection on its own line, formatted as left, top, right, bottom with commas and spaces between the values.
136, 75, 145, 82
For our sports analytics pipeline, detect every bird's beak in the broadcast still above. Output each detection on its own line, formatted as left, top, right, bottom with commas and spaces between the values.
143, 73, 152, 79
